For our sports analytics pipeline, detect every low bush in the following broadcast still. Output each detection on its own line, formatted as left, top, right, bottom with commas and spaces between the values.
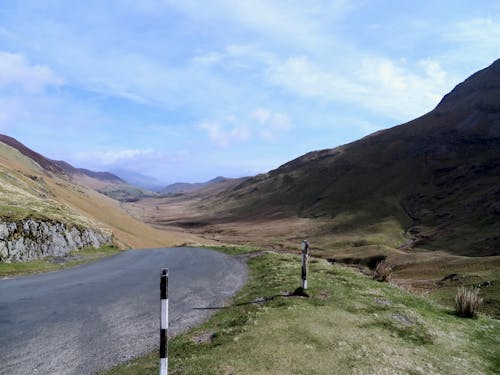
373, 260, 393, 282
455, 286, 483, 318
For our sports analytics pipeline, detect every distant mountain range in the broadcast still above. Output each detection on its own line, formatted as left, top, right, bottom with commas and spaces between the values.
0, 134, 124, 183
111, 169, 166, 192
186, 59, 500, 257
0, 135, 159, 202
0, 133, 236, 201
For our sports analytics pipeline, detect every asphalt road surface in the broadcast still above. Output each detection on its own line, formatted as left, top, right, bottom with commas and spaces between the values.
0, 247, 248, 374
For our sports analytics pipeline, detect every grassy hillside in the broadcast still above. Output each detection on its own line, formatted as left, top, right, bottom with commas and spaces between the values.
0, 142, 102, 229
0, 141, 198, 250
104, 251, 499, 374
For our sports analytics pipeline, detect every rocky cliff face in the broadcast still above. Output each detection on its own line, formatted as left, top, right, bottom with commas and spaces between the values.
0, 219, 113, 262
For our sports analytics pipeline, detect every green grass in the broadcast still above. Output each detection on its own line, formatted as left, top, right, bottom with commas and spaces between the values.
204, 244, 264, 256
428, 272, 500, 319
0, 245, 121, 277
0, 163, 104, 228
98, 185, 157, 202
102, 252, 499, 374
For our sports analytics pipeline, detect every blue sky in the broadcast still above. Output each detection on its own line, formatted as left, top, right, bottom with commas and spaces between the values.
0, 1, 498, 183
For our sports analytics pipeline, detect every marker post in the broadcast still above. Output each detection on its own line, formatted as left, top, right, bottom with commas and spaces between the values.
160, 268, 169, 375
301, 240, 310, 289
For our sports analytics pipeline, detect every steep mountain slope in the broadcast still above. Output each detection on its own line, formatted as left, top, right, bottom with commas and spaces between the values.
0, 139, 195, 259
0, 134, 124, 183
0, 134, 158, 202
199, 59, 500, 256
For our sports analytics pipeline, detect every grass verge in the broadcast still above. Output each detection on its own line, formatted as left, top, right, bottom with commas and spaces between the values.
102, 252, 499, 374
0, 245, 121, 278
204, 244, 264, 256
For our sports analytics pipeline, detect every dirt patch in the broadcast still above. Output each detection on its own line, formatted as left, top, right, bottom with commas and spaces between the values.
192, 331, 217, 344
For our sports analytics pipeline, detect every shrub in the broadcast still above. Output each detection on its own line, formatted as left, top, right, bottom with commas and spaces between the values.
373, 260, 393, 282
455, 286, 483, 318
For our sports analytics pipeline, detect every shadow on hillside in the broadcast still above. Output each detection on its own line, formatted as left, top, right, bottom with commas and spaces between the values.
192, 291, 307, 310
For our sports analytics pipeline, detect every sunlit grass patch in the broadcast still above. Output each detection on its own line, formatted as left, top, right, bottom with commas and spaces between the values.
204, 244, 264, 256
103, 252, 499, 375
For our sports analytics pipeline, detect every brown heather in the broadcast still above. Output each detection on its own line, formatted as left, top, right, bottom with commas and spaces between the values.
455, 286, 483, 318
373, 260, 394, 282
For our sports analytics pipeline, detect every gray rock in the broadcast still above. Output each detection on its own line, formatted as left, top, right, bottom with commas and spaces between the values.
0, 219, 113, 263
0, 223, 9, 239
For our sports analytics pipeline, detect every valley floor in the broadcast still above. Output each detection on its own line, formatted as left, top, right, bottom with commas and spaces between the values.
123, 195, 500, 319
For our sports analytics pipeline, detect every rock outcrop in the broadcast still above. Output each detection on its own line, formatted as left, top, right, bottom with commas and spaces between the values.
0, 219, 113, 262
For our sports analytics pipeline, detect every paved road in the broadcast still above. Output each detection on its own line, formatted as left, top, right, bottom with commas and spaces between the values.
0, 247, 247, 374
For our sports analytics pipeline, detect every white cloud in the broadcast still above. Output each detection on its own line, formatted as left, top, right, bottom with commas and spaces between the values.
0, 52, 64, 93
448, 17, 500, 46
68, 147, 193, 180
74, 148, 160, 166
440, 17, 500, 70
191, 51, 225, 67
167, 0, 354, 51
267, 54, 453, 120
200, 108, 292, 146
252, 108, 292, 140
199, 121, 250, 147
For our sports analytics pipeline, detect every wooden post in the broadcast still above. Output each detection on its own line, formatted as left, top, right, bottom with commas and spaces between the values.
301, 240, 310, 289
160, 268, 169, 375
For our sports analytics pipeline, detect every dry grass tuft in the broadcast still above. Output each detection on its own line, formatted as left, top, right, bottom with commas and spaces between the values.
455, 286, 483, 318
373, 260, 394, 282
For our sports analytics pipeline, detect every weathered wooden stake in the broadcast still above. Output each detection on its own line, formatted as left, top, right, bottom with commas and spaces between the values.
301, 240, 310, 289
160, 268, 169, 375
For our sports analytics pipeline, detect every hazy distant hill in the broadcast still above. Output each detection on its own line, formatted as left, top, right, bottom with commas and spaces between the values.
111, 169, 165, 191
160, 176, 229, 195
200, 59, 500, 256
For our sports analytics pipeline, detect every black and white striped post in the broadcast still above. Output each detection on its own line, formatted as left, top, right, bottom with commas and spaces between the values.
301, 240, 310, 289
160, 268, 169, 375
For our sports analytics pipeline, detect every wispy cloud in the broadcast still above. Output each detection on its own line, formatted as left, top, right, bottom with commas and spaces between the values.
442, 17, 500, 68
0, 52, 64, 93
448, 17, 500, 47
200, 108, 293, 147
267, 55, 453, 120
199, 120, 250, 148
251, 108, 293, 140
74, 148, 160, 166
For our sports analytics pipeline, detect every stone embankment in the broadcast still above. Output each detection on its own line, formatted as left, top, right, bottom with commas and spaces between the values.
0, 219, 113, 262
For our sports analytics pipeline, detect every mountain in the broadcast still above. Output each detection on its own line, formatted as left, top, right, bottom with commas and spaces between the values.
0, 134, 124, 183
0, 136, 191, 259
0, 135, 162, 202
188, 59, 500, 256
111, 169, 165, 191
160, 176, 230, 195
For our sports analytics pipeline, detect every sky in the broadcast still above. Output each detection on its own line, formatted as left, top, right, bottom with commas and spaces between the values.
0, 1, 499, 184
